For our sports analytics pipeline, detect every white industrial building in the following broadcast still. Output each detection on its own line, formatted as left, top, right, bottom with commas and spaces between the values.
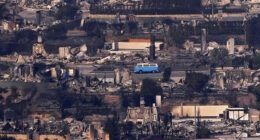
110, 39, 163, 53
225, 108, 249, 121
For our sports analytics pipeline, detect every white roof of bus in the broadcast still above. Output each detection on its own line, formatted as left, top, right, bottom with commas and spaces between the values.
137, 63, 158, 65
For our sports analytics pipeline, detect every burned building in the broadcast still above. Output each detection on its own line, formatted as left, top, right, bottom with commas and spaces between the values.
210, 67, 255, 90
125, 98, 158, 125
90, 0, 202, 14
32, 36, 47, 57
59, 47, 71, 59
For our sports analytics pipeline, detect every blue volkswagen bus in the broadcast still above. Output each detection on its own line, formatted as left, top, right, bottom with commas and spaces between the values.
134, 63, 159, 73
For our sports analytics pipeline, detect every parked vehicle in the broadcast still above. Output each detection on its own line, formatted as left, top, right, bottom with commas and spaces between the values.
134, 63, 159, 73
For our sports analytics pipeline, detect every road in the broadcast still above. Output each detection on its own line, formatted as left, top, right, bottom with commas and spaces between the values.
70, 64, 210, 80
84, 13, 247, 21
133, 72, 162, 79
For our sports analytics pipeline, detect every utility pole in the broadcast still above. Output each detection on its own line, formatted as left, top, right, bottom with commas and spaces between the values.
194, 105, 197, 139
210, 0, 216, 19
211, 1, 214, 18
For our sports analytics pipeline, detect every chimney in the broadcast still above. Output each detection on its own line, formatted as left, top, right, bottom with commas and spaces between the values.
112, 41, 119, 51
80, 18, 85, 27
18, 67, 22, 77
37, 35, 43, 43
51, 67, 57, 78
201, 28, 207, 52
226, 38, 235, 55
156, 95, 161, 107
114, 68, 121, 84
29, 64, 34, 76
140, 97, 145, 109
150, 35, 156, 60
36, 11, 41, 26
